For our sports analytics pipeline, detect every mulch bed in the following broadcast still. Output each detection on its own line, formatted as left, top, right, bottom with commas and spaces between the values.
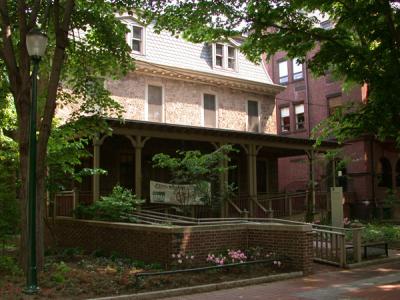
0, 253, 291, 299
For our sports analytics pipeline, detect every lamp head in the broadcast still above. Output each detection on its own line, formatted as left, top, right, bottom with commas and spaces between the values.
26, 28, 48, 58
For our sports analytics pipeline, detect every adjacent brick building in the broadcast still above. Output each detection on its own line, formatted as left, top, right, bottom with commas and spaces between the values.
265, 48, 400, 219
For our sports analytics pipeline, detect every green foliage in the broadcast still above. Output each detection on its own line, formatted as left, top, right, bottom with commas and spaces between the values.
361, 223, 400, 244
0, 97, 19, 243
74, 185, 144, 222
383, 189, 399, 207
136, 1, 400, 145
51, 261, 71, 284
152, 145, 237, 211
0, 256, 22, 276
47, 117, 110, 194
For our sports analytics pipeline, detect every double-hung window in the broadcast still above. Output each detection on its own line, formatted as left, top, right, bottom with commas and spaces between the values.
131, 25, 143, 54
278, 60, 288, 84
213, 43, 237, 70
227, 46, 236, 70
280, 107, 290, 132
147, 85, 163, 122
215, 44, 224, 67
203, 94, 217, 127
247, 100, 260, 132
292, 58, 303, 80
295, 104, 305, 130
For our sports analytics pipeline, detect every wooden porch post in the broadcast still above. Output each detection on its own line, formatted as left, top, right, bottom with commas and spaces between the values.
92, 138, 101, 202
247, 144, 257, 217
127, 135, 150, 199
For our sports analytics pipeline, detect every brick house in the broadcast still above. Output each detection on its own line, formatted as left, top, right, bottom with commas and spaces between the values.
58, 16, 336, 218
265, 46, 400, 219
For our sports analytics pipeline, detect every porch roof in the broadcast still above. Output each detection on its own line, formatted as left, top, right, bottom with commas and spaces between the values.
107, 118, 338, 157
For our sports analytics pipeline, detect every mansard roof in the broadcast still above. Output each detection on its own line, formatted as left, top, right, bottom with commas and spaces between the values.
121, 17, 278, 88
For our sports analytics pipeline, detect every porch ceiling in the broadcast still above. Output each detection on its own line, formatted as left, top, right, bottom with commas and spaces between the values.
107, 118, 338, 157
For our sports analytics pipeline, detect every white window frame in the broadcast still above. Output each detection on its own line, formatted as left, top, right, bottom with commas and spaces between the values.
292, 58, 304, 80
200, 93, 218, 128
280, 106, 290, 132
145, 82, 165, 122
227, 45, 238, 71
212, 43, 238, 71
278, 60, 288, 84
294, 103, 305, 130
246, 99, 261, 132
127, 22, 146, 55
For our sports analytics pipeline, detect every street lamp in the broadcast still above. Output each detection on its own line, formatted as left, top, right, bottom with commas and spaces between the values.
25, 28, 48, 294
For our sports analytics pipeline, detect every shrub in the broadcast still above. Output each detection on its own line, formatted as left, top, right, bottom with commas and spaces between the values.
74, 185, 144, 222
0, 255, 21, 276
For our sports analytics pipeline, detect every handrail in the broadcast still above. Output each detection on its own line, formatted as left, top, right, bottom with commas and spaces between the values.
312, 228, 345, 236
253, 197, 268, 213
138, 209, 198, 222
227, 198, 243, 215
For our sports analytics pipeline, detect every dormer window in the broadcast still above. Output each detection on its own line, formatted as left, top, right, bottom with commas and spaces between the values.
228, 46, 236, 69
212, 43, 237, 71
131, 25, 144, 54
215, 44, 224, 67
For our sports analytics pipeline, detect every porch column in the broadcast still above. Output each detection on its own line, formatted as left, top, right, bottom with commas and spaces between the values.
92, 138, 101, 202
247, 144, 257, 217
128, 135, 150, 199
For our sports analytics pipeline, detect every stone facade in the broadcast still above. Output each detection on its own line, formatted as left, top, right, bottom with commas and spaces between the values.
105, 73, 277, 134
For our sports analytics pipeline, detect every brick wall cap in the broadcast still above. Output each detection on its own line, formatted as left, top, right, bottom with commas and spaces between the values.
54, 217, 312, 233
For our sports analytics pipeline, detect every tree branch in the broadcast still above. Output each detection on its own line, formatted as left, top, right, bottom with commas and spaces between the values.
0, 0, 19, 98
17, 0, 31, 103
28, 0, 42, 29
38, 0, 75, 160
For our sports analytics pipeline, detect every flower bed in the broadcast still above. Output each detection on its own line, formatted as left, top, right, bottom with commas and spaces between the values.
0, 249, 291, 299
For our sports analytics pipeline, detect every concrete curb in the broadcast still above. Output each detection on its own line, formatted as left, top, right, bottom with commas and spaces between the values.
346, 256, 400, 269
89, 271, 303, 300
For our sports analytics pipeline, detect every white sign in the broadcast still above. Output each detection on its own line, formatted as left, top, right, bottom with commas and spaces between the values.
150, 180, 210, 205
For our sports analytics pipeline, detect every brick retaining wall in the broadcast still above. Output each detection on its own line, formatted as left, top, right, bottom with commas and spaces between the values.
46, 218, 313, 274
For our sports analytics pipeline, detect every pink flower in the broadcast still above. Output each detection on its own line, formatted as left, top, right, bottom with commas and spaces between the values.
191, 256, 194, 260
172, 254, 176, 258
177, 254, 181, 258
178, 259, 182, 264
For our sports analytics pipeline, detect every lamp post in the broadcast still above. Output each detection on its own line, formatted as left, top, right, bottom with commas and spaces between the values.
24, 28, 48, 294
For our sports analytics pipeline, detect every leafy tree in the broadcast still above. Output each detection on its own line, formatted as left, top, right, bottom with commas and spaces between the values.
0, 95, 18, 250
74, 185, 143, 222
135, 0, 400, 144
0, 1, 135, 268
46, 116, 110, 212
152, 145, 237, 215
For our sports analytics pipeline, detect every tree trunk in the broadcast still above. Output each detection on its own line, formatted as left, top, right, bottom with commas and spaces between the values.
17, 93, 31, 271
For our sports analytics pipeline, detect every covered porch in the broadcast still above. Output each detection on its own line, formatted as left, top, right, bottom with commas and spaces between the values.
56, 118, 337, 218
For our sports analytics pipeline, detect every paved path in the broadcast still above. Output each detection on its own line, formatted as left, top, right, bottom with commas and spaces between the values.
163, 262, 400, 300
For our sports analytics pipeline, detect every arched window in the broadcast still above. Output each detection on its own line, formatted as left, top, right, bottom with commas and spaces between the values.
396, 160, 400, 187
378, 158, 392, 188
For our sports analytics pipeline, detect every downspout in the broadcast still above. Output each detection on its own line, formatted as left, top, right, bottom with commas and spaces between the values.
370, 137, 376, 205
304, 60, 311, 137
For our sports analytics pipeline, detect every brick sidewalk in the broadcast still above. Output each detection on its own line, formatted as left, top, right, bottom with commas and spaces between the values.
163, 262, 400, 300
